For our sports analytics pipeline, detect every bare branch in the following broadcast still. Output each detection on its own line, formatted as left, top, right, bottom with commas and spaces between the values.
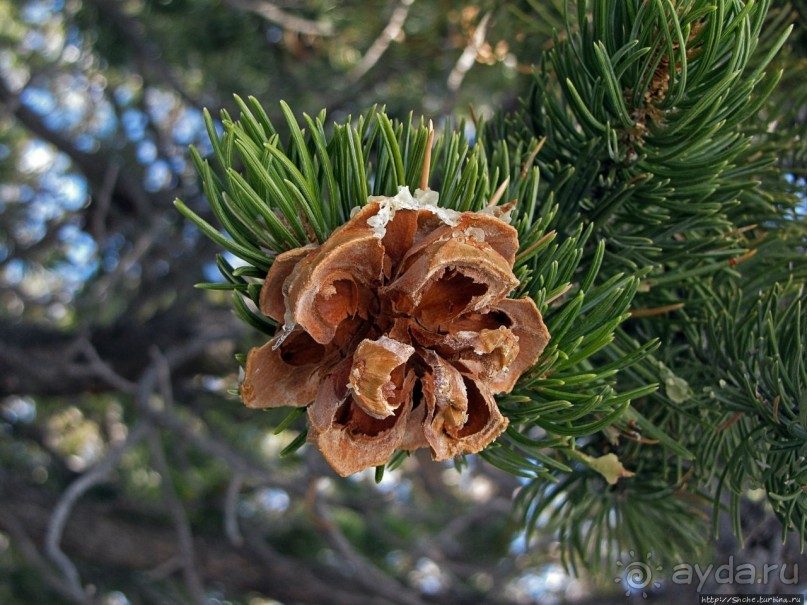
239, 524, 390, 605
1, 477, 403, 604
413, 496, 512, 560
0, 307, 238, 398
45, 422, 151, 599
132, 333, 305, 495
88, 218, 171, 306
0, 87, 21, 120
0, 76, 154, 217
223, 0, 334, 36
0, 507, 96, 605
147, 428, 207, 604
69, 337, 138, 393
144, 554, 184, 581
150, 346, 175, 408
224, 473, 245, 547
84, 0, 200, 108
141, 346, 206, 602
308, 480, 431, 605
91, 159, 121, 243
445, 12, 492, 108
347, 0, 415, 84
144, 401, 303, 494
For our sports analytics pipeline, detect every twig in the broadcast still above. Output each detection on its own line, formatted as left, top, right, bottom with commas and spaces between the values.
0, 76, 155, 215
147, 427, 207, 605
223, 0, 334, 36
0, 89, 21, 120
25, 333, 225, 601
45, 422, 151, 600
224, 473, 245, 547
151, 346, 175, 408
84, 0, 200, 108
0, 508, 96, 605
132, 578, 187, 605
347, 0, 415, 83
308, 481, 431, 605
70, 337, 138, 393
446, 12, 492, 94
147, 402, 301, 492
65, 330, 304, 555
144, 554, 184, 581
91, 150, 121, 242
139, 346, 205, 602
88, 217, 168, 306
240, 525, 384, 605
413, 496, 512, 559
129, 333, 304, 495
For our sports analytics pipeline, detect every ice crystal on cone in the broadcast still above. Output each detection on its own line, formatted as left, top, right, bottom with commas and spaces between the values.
242, 187, 550, 476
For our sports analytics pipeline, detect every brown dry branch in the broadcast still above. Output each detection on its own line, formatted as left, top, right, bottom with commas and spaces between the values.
443, 11, 492, 113
45, 421, 151, 601
146, 427, 207, 605
144, 349, 207, 605
0, 506, 97, 605
242, 188, 550, 476
0, 477, 403, 605
222, 0, 335, 36
347, 0, 416, 84
223, 473, 245, 547
308, 481, 432, 605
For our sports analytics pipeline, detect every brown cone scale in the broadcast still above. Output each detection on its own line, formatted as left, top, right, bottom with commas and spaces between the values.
242, 191, 551, 476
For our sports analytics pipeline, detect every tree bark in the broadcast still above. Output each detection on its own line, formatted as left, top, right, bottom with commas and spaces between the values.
0, 477, 396, 605
0, 307, 239, 398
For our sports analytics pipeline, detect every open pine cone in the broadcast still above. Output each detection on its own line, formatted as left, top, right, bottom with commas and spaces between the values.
241, 187, 550, 476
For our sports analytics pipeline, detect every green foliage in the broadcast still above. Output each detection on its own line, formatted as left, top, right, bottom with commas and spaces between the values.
177, 0, 807, 568
497, 0, 790, 286
478, 0, 807, 571
177, 0, 807, 579
698, 283, 807, 548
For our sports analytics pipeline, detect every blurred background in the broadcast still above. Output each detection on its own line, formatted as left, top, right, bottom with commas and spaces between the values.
0, 1, 805, 604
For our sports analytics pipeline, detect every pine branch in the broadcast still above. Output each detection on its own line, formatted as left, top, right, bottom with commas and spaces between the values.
179, 98, 659, 483
480, 0, 806, 568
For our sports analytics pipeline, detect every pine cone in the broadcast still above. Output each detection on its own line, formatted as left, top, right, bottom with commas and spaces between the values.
241, 187, 550, 476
